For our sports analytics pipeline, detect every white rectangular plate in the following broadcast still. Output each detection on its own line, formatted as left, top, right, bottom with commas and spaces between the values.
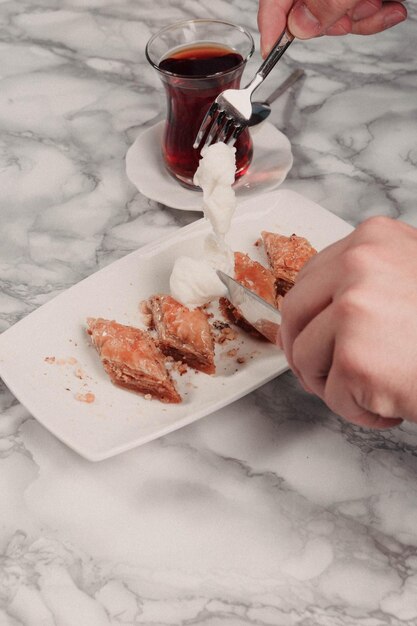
0, 190, 353, 461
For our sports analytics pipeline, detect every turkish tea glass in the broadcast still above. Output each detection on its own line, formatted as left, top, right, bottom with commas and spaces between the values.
146, 19, 254, 189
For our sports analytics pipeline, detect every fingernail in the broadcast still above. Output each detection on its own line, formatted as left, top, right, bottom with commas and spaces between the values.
289, 2, 322, 38
383, 9, 406, 29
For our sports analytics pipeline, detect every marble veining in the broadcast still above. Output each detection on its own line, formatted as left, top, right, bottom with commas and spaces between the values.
1, 0, 417, 624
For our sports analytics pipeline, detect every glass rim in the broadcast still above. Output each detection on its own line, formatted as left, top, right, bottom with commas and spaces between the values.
145, 18, 255, 80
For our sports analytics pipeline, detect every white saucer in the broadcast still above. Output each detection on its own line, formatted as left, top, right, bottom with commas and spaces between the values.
125, 121, 293, 211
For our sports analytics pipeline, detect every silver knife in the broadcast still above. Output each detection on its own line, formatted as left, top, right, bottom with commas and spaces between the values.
217, 270, 281, 344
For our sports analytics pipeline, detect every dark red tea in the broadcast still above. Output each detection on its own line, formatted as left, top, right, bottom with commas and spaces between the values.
158, 43, 253, 188
159, 44, 244, 76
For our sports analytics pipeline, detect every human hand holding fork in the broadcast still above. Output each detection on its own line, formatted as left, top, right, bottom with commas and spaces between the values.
194, 0, 407, 153
193, 28, 294, 152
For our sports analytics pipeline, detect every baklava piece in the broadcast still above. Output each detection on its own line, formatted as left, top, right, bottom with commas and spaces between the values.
86, 317, 181, 403
219, 251, 278, 340
146, 295, 216, 375
234, 251, 277, 305
261, 231, 317, 297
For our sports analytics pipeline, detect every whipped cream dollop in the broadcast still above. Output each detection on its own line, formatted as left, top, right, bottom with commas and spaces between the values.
169, 142, 237, 308
169, 256, 228, 308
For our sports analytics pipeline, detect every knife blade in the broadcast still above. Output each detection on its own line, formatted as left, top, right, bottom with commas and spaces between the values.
217, 270, 281, 344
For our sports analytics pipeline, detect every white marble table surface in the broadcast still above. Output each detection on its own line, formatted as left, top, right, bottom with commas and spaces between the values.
1, 1, 417, 624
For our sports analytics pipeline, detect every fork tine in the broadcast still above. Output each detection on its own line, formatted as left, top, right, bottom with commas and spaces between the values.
227, 122, 245, 147
216, 115, 234, 144
193, 102, 218, 149
200, 109, 228, 151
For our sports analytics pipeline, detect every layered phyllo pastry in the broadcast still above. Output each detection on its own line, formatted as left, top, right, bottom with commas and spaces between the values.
145, 295, 216, 375
261, 231, 317, 297
87, 317, 181, 403
219, 251, 278, 339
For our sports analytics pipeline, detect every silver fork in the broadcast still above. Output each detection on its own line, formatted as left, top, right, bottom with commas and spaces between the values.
193, 28, 294, 151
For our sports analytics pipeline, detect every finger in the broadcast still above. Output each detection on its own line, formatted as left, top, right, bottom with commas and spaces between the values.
291, 305, 403, 428
275, 325, 283, 349
287, 0, 357, 38
339, 409, 403, 429
287, 0, 405, 38
324, 362, 403, 429
287, 299, 403, 429
329, 0, 393, 35
280, 288, 333, 377
288, 305, 403, 430
280, 274, 333, 371
280, 230, 361, 374
291, 303, 335, 397
294, 232, 353, 286
258, 0, 294, 56
351, 1, 406, 34
325, 15, 353, 35
280, 250, 342, 372
350, 0, 382, 21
